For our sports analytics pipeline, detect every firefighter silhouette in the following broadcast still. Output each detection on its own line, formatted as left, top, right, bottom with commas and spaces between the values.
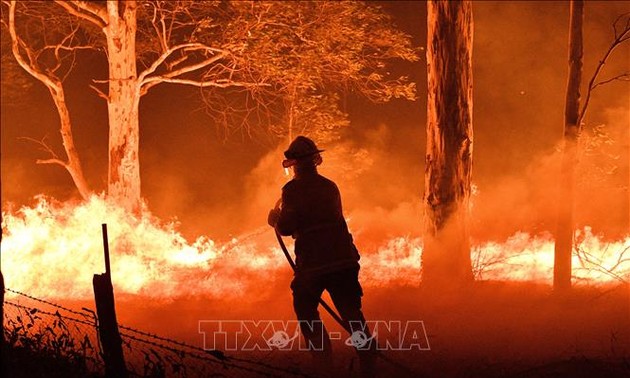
268, 136, 377, 378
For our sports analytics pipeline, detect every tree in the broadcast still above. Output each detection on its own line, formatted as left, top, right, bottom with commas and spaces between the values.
3, 0, 270, 211
554, 4, 630, 290
2, 1, 418, 212
0, 28, 32, 107
3, 1, 93, 199
554, 0, 584, 291
244, 1, 418, 143
423, 0, 474, 285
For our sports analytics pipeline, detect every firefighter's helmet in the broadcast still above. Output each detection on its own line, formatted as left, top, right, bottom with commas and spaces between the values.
282, 136, 324, 168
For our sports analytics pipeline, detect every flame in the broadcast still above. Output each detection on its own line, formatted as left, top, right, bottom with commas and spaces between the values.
2, 195, 285, 299
1, 196, 628, 300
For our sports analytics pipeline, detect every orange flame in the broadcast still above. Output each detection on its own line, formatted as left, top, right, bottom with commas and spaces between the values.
1, 196, 628, 300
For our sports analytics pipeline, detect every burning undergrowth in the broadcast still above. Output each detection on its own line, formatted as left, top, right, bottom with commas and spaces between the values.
1, 195, 628, 301
1, 195, 284, 299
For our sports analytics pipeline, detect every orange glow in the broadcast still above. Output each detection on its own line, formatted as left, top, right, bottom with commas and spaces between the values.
2, 196, 627, 300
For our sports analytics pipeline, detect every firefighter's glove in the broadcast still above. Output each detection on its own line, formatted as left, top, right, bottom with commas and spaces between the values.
267, 208, 281, 228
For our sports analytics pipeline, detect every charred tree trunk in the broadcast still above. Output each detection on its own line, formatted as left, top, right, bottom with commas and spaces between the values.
423, 0, 474, 285
105, 1, 141, 212
554, 0, 584, 291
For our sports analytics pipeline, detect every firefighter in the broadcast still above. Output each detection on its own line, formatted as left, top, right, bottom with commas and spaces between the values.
268, 136, 377, 377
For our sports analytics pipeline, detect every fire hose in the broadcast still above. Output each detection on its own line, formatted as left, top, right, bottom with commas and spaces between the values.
272, 203, 421, 377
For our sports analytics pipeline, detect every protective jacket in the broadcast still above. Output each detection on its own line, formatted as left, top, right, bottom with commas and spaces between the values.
276, 169, 360, 277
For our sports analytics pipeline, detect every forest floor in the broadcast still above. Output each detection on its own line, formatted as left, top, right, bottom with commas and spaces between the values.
101, 279, 630, 378
4, 279, 628, 377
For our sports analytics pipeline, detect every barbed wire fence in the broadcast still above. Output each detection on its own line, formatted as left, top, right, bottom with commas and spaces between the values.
3, 288, 313, 378
3, 291, 103, 377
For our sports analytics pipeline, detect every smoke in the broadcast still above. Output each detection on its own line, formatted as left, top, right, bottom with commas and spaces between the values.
1, 1, 629, 301
468, 0, 630, 241
470, 103, 629, 242
232, 122, 423, 250
2, 6, 629, 372
2, 1, 627, 240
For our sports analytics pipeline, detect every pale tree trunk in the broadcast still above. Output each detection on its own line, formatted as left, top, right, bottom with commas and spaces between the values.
423, 0, 474, 285
7, 0, 91, 200
554, 0, 583, 291
104, 1, 141, 212
49, 90, 92, 199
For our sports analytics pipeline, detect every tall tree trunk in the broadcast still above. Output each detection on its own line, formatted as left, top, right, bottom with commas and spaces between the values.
554, 0, 584, 291
105, 1, 141, 212
423, 0, 474, 285
50, 89, 92, 199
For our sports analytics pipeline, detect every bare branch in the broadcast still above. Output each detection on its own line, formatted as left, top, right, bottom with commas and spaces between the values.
612, 12, 630, 40
36, 158, 69, 168
147, 1, 167, 52
53, 1, 107, 29
19, 136, 59, 158
166, 54, 189, 70
161, 52, 228, 79
575, 243, 629, 284
592, 72, 630, 89
609, 245, 630, 273
142, 77, 269, 90
43, 44, 94, 53
6, 1, 62, 94
18, 136, 69, 169
73, 1, 108, 24
579, 13, 630, 124
137, 43, 226, 83
48, 24, 80, 74
89, 83, 109, 100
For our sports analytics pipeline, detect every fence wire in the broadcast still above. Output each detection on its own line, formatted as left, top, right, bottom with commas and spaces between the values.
3, 299, 104, 376
3, 288, 313, 378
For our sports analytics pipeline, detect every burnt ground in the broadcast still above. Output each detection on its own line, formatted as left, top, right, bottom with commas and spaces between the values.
97, 280, 630, 378
7, 279, 626, 377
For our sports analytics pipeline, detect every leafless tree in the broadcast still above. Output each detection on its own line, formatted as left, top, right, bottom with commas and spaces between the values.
554, 3, 629, 290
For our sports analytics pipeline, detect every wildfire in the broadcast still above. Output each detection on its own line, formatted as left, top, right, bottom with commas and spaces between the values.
1, 195, 285, 299
1, 196, 628, 300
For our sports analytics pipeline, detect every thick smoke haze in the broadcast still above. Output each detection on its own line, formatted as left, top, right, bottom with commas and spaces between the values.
2, 5, 629, 375
2, 1, 629, 244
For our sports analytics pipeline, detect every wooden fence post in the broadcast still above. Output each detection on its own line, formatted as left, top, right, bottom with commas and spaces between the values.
93, 224, 127, 377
